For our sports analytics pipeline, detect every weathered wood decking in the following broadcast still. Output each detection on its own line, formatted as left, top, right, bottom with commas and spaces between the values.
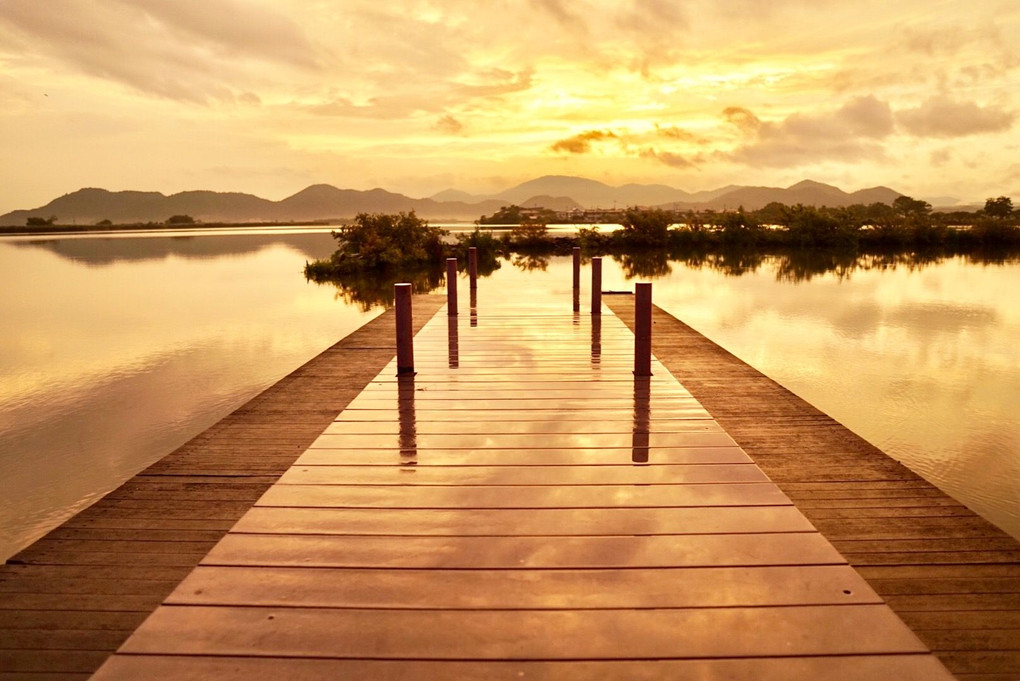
606, 297, 1020, 680
0, 295, 446, 680
89, 285, 954, 680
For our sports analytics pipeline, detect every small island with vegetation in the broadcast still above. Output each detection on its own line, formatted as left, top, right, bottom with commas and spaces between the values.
304, 196, 1018, 308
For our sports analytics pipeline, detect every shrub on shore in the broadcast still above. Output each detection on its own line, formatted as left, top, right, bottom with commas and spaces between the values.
306, 211, 447, 277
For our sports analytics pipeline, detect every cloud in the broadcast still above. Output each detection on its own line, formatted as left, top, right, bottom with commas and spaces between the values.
454, 69, 534, 98
655, 124, 702, 143
723, 107, 763, 134
122, 0, 318, 69
435, 115, 464, 135
551, 130, 618, 154
0, 0, 319, 102
929, 148, 952, 166
897, 96, 1015, 138
529, 0, 583, 26
724, 96, 894, 167
640, 148, 698, 169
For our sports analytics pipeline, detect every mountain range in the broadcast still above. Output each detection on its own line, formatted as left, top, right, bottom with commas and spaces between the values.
1, 176, 905, 226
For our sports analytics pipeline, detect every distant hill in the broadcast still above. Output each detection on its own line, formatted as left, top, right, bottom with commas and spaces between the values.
0, 186, 507, 226
466, 175, 901, 211
521, 195, 584, 211
495, 175, 693, 207
693, 180, 902, 212
1, 176, 908, 227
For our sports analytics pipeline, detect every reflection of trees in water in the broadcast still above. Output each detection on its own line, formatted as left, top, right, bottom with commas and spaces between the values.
305, 264, 446, 311
614, 251, 672, 279
661, 246, 1020, 283
512, 253, 549, 271
305, 251, 502, 310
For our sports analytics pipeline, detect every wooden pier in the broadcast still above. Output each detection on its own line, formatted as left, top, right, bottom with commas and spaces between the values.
88, 279, 955, 680
4, 267, 1018, 679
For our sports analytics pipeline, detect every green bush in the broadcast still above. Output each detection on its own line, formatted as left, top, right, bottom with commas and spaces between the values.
312, 211, 447, 274
619, 208, 672, 248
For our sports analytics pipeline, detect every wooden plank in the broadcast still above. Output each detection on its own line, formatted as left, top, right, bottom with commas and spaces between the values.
319, 420, 722, 435
168, 565, 879, 609
336, 407, 712, 421
278, 463, 768, 486
203, 532, 848, 569
118, 604, 928, 659
232, 505, 816, 536
308, 431, 738, 450
256, 482, 790, 509
90, 655, 958, 681
294, 446, 751, 466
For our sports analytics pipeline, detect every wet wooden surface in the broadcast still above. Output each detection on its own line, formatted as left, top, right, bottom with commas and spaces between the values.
607, 296, 1020, 681
91, 281, 953, 680
0, 294, 446, 681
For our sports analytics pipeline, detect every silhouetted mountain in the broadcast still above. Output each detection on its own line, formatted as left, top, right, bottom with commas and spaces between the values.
674, 180, 902, 211
521, 195, 584, 211
2, 176, 908, 227
496, 175, 693, 207
1, 186, 507, 226
429, 189, 484, 203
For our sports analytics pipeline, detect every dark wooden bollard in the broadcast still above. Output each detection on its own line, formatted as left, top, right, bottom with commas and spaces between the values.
635, 282, 652, 376
468, 247, 478, 290
395, 283, 414, 375
591, 256, 602, 315
447, 258, 458, 316
572, 247, 581, 312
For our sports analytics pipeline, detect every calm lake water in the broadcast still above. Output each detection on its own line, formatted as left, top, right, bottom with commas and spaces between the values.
1, 228, 1018, 560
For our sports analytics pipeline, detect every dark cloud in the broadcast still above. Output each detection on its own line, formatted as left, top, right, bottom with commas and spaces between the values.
640, 148, 698, 169
655, 124, 702, 143
551, 130, 618, 154
897, 96, 1015, 138
723, 107, 762, 134
435, 115, 464, 135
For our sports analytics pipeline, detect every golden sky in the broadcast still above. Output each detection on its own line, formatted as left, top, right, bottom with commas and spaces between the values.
1, 0, 1018, 212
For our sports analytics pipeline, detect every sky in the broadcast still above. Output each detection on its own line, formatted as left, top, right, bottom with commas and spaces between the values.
1, 0, 1018, 213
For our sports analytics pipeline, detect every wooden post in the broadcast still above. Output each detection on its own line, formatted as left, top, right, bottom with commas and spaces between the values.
572, 247, 580, 312
468, 247, 478, 290
395, 283, 414, 375
447, 258, 458, 316
635, 282, 652, 377
591, 256, 602, 315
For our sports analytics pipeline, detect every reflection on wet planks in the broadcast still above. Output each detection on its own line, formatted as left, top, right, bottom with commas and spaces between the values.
91, 290, 955, 680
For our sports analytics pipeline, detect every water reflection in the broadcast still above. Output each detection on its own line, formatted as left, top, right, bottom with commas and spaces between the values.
470, 287, 478, 328
591, 314, 602, 367
448, 315, 459, 369
0, 234, 380, 560
632, 377, 651, 465
11, 232, 338, 265
512, 253, 549, 271
647, 247, 1020, 283
307, 264, 446, 311
597, 253, 1020, 540
397, 375, 417, 466
615, 251, 672, 279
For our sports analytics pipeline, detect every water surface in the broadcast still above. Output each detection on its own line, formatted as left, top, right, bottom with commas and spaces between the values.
0, 230, 376, 559
2, 234, 1018, 561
